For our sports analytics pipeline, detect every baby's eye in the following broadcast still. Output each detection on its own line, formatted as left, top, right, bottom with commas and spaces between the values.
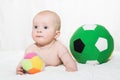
34, 26, 38, 29
44, 26, 48, 29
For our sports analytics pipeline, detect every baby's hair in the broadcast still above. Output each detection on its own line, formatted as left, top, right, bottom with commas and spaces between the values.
34, 10, 61, 31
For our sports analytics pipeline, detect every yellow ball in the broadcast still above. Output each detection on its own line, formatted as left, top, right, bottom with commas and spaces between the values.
22, 52, 45, 74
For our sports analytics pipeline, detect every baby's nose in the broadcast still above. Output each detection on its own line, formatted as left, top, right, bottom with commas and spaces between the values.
37, 30, 42, 33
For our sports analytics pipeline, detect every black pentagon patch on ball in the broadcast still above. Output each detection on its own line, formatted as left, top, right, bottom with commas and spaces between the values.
74, 39, 85, 53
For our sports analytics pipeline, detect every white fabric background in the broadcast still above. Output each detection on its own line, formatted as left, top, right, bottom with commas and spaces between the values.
0, 0, 120, 51
0, 51, 120, 80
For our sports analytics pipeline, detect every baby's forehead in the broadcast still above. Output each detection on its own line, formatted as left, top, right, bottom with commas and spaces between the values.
38, 11, 58, 19
34, 11, 59, 22
34, 13, 58, 23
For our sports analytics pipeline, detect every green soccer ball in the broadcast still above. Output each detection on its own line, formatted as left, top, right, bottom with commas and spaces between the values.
70, 24, 114, 64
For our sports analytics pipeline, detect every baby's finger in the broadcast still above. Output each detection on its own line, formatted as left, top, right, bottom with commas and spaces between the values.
16, 71, 25, 75
17, 68, 23, 72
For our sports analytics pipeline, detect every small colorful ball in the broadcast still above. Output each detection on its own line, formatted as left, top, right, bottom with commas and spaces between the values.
22, 52, 45, 74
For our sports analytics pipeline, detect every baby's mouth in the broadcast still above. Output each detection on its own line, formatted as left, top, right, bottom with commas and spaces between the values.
36, 35, 44, 37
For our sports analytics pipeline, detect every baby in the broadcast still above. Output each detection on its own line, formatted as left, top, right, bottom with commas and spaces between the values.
16, 10, 77, 75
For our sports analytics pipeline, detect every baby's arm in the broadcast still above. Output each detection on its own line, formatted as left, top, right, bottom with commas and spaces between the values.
58, 45, 78, 72
16, 44, 36, 75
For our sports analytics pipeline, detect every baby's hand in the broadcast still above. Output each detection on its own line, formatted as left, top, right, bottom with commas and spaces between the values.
16, 64, 26, 75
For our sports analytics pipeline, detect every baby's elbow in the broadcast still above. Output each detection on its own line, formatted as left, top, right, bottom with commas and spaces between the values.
72, 66, 78, 71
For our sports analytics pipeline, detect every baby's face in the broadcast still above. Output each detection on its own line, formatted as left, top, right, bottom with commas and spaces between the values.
32, 12, 59, 46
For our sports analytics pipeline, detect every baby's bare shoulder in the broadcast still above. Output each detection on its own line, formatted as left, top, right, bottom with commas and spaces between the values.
55, 40, 66, 49
25, 43, 37, 53
55, 40, 68, 53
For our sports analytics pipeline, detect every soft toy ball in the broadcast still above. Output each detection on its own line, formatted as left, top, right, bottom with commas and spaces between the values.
70, 24, 114, 64
22, 52, 45, 74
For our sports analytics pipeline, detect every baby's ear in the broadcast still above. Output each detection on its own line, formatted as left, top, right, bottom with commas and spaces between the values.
55, 31, 60, 39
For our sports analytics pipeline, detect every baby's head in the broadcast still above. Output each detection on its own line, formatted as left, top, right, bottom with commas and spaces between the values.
32, 10, 61, 46
33, 10, 61, 31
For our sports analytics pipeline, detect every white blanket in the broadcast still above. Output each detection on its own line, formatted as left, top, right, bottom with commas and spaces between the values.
0, 51, 120, 80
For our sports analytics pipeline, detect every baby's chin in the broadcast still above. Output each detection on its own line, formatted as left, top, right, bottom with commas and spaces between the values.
35, 42, 48, 47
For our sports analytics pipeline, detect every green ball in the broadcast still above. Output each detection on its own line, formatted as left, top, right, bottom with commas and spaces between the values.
70, 24, 114, 64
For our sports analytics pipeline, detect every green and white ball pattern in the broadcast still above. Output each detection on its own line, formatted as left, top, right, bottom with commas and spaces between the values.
70, 24, 114, 64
